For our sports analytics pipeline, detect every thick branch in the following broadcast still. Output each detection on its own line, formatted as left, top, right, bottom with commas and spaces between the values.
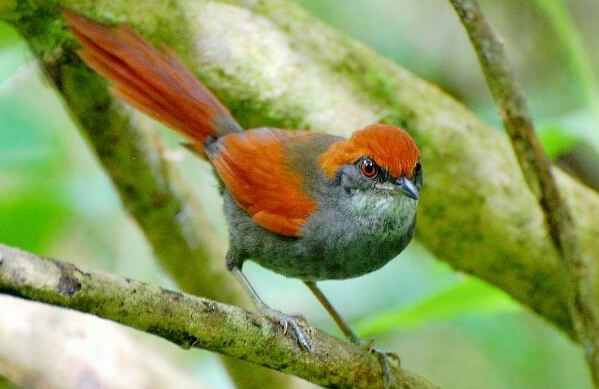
0, 295, 203, 389
0, 244, 441, 389
448, 0, 599, 384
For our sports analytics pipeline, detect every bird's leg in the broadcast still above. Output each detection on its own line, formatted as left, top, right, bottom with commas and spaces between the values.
230, 265, 311, 351
304, 281, 399, 357
304, 281, 399, 387
303, 280, 361, 343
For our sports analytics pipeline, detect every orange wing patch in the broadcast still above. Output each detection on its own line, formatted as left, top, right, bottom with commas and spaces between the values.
319, 124, 420, 179
210, 129, 317, 237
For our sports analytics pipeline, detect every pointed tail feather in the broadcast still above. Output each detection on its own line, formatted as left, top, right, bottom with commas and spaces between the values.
62, 9, 242, 152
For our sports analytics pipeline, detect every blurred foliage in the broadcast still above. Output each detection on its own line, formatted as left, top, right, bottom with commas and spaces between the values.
0, 376, 20, 389
534, 0, 599, 140
0, 22, 18, 48
355, 277, 520, 337
538, 123, 582, 158
1, 0, 599, 387
0, 65, 72, 251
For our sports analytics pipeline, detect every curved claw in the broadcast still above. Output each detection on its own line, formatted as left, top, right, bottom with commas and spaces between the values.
356, 337, 400, 363
354, 337, 400, 388
288, 318, 311, 352
371, 347, 400, 362
261, 307, 311, 351
280, 319, 289, 336
377, 353, 396, 389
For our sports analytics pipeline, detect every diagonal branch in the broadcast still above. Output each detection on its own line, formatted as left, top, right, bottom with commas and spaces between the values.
0, 243, 441, 389
448, 0, 599, 385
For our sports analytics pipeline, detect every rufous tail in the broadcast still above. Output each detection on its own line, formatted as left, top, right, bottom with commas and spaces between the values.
62, 9, 242, 153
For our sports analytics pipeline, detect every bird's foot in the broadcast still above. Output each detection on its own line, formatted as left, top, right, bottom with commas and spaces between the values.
357, 338, 400, 389
260, 307, 311, 351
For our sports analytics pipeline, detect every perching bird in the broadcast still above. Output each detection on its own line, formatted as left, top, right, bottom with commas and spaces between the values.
62, 9, 422, 358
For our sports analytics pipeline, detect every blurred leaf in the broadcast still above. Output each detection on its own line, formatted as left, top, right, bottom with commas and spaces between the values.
537, 106, 599, 159
0, 42, 26, 84
354, 277, 521, 337
537, 124, 580, 158
0, 22, 20, 49
0, 187, 72, 252
534, 0, 599, 150
0, 45, 66, 178
0, 97, 64, 175
0, 47, 72, 252
0, 375, 20, 389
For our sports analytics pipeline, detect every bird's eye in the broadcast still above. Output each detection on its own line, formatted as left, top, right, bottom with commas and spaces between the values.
360, 158, 378, 178
413, 162, 422, 177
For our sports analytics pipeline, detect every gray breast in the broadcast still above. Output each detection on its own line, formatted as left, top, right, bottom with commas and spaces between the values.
225, 188, 417, 281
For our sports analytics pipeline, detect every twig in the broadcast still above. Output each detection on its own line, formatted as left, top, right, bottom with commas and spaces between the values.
448, 0, 599, 385
0, 243, 441, 389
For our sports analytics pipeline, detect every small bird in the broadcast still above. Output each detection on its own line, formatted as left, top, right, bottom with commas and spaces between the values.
62, 10, 422, 358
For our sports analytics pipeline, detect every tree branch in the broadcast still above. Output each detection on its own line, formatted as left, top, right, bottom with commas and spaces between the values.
0, 295, 204, 389
448, 0, 599, 384
0, 243, 441, 389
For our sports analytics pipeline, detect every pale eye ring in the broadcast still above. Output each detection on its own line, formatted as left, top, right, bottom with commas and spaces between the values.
360, 158, 378, 178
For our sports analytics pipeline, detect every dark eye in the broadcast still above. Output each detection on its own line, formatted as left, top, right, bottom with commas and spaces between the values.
413, 162, 422, 177
360, 158, 378, 178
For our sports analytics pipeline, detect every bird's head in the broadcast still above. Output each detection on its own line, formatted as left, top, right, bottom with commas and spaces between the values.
319, 124, 422, 203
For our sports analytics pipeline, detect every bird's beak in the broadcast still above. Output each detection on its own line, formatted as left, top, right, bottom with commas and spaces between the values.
396, 176, 419, 200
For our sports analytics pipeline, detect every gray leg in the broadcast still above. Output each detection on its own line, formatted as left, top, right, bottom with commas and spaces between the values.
230, 265, 311, 351
304, 281, 361, 344
304, 281, 399, 388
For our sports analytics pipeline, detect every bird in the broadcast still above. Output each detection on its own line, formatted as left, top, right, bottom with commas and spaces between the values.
62, 9, 422, 359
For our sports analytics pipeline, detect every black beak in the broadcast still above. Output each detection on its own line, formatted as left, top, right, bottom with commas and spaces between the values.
397, 176, 419, 200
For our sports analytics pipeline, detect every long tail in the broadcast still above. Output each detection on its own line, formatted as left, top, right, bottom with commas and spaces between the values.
62, 9, 242, 153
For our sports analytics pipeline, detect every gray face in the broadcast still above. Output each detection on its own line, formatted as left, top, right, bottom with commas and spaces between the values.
336, 156, 422, 201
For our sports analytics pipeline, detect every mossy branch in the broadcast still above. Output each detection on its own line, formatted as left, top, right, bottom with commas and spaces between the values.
0, 243, 441, 389
448, 0, 599, 385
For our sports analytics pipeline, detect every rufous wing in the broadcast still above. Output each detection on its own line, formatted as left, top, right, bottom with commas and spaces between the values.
210, 129, 317, 237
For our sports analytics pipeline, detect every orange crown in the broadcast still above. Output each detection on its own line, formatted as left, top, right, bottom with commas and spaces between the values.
319, 124, 420, 178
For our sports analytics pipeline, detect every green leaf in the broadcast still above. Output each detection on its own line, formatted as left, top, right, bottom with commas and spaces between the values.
536, 107, 599, 158
537, 124, 580, 158
354, 277, 521, 337
533, 0, 599, 150
0, 187, 72, 252
0, 22, 20, 49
